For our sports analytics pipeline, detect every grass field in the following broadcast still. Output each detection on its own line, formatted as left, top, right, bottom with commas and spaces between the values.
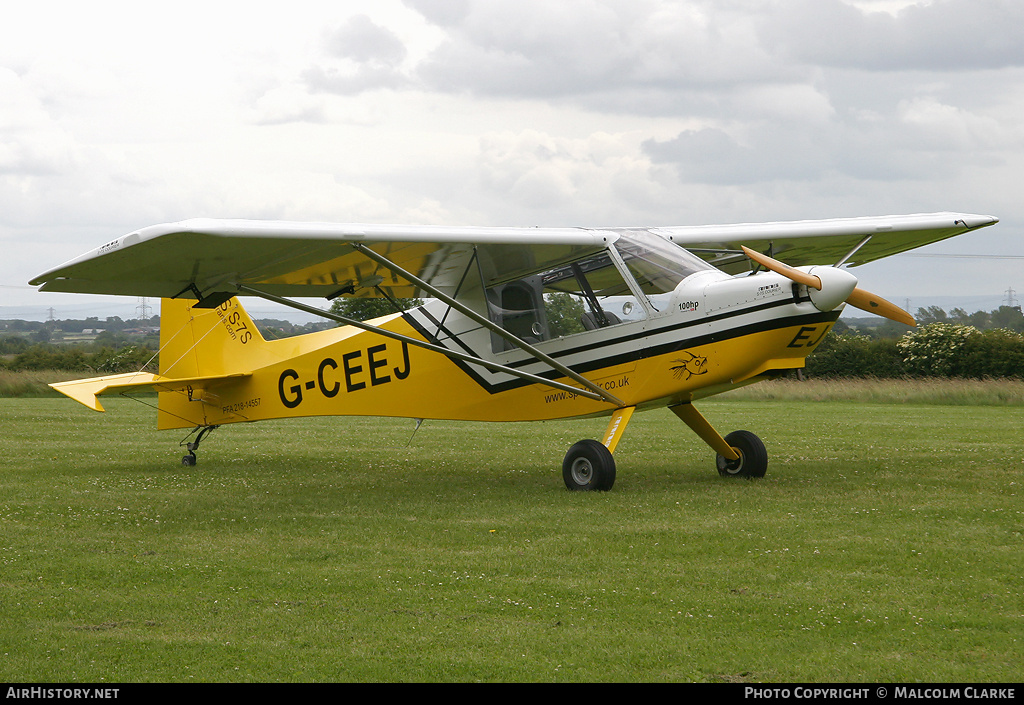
1, 391, 1021, 682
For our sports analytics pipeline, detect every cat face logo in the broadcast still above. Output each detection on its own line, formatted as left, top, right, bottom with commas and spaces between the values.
670, 352, 708, 380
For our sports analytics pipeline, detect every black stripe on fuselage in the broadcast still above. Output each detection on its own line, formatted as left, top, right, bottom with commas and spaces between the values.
504, 295, 810, 368
405, 299, 839, 395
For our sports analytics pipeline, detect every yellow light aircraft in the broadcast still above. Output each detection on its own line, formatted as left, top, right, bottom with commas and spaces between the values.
31, 212, 997, 490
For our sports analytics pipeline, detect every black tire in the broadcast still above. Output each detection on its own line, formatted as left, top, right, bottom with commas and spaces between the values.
181, 453, 197, 467
562, 439, 616, 491
715, 430, 767, 478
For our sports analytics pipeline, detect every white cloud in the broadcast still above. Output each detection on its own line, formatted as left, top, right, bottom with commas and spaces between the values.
408, 0, 792, 104
306, 15, 415, 96
467, 128, 715, 227
760, 0, 1024, 72
896, 96, 1006, 151
0, 68, 79, 176
1, 0, 1021, 310
327, 14, 408, 65
250, 86, 328, 126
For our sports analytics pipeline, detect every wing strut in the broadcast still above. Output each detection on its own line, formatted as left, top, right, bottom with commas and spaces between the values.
834, 236, 872, 268
236, 284, 619, 405
348, 243, 625, 406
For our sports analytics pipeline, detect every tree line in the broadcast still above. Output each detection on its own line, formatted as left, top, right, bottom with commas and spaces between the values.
3, 304, 1023, 378
0, 314, 338, 373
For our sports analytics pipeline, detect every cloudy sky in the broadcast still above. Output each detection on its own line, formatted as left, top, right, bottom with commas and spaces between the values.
2, 0, 1022, 320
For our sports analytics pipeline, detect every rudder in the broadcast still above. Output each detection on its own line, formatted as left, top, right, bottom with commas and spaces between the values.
159, 297, 266, 379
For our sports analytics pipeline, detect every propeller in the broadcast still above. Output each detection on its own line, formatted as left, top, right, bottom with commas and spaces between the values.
741, 246, 916, 327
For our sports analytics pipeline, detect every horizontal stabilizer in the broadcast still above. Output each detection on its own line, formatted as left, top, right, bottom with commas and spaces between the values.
51, 371, 251, 412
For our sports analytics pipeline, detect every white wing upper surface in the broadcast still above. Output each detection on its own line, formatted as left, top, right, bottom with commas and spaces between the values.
30, 212, 997, 300
653, 212, 998, 275
30, 220, 614, 300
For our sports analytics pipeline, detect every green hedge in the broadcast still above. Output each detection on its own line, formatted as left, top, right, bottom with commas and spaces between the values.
807, 324, 1024, 379
0, 344, 157, 374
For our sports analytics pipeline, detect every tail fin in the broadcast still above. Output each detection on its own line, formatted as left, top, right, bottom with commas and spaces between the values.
159, 297, 266, 379
151, 297, 266, 429
50, 297, 261, 417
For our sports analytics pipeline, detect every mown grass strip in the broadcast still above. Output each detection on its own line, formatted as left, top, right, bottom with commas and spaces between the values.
1, 397, 1021, 682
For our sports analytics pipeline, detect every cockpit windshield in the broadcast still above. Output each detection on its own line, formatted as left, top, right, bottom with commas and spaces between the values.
613, 231, 716, 311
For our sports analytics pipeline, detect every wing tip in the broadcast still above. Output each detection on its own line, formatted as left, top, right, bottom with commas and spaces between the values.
957, 214, 999, 230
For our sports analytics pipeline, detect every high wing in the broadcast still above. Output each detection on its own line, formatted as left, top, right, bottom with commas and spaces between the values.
30, 212, 998, 300
651, 212, 998, 274
30, 220, 614, 301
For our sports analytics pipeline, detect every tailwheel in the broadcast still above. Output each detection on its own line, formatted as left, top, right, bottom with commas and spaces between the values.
715, 430, 768, 478
563, 439, 616, 491
179, 425, 219, 467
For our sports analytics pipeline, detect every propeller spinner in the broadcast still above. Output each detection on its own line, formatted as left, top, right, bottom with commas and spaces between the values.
741, 246, 916, 327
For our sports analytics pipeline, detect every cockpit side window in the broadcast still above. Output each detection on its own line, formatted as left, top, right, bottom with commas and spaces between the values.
485, 250, 646, 352
613, 231, 716, 311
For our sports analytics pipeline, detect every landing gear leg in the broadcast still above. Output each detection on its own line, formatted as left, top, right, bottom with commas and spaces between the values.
180, 425, 219, 467
669, 402, 768, 478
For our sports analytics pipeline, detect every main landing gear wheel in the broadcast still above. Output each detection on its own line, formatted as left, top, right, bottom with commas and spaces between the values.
716, 430, 768, 478
563, 439, 616, 491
